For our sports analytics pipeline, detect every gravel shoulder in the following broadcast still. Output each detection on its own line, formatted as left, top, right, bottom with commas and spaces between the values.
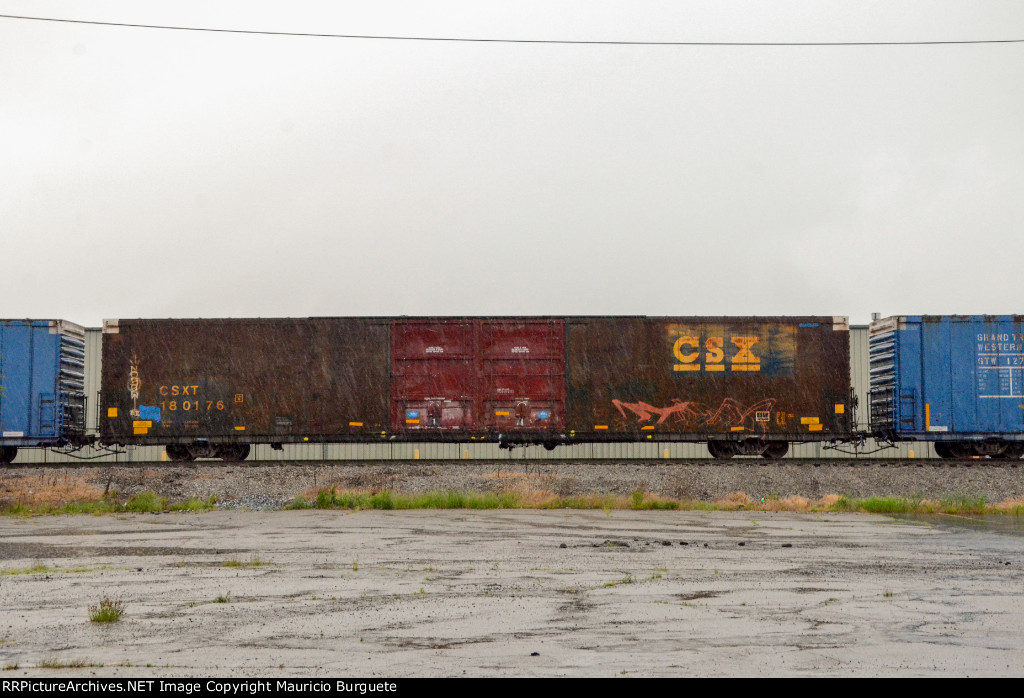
3, 460, 1021, 510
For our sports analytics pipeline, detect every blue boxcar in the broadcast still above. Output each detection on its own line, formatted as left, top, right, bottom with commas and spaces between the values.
870, 315, 1024, 458
0, 320, 88, 463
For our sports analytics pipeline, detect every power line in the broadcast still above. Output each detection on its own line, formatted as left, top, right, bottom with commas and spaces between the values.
1, 13, 1023, 46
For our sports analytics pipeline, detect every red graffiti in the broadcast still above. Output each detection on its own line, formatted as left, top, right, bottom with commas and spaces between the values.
612, 399, 703, 425
612, 397, 777, 431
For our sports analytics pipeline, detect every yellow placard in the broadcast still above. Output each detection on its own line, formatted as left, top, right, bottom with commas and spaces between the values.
808, 424, 823, 432
234, 426, 246, 431
406, 419, 420, 424
800, 417, 819, 425
834, 404, 845, 414
495, 411, 509, 416
133, 427, 148, 435
132, 420, 152, 428
349, 422, 363, 427
107, 407, 118, 418
594, 425, 608, 430
731, 426, 746, 431
641, 426, 654, 430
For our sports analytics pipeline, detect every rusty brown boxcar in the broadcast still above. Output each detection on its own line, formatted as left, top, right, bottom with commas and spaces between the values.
99, 315, 853, 460
565, 316, 852, 458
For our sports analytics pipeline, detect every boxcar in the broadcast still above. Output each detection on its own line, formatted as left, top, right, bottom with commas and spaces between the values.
0, 319, 88, 463
870, 315, 1024, 458
100, 315, 854, 460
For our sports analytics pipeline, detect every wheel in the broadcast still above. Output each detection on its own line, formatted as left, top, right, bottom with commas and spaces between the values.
0, 446, 17, 464
707, 440, 736, 460
1002, 443, 1024, 459
542, 441, 558, 451
165, 444, 195, 462
933, 442, 955, 459
949, 442, 974, 458
219, 444, 250, 461
761, 441, 789, 459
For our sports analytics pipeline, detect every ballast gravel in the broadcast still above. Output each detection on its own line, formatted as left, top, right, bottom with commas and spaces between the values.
10, 459, 1021, 508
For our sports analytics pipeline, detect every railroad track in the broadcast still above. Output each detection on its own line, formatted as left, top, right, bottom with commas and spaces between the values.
5, 458, 1022, 470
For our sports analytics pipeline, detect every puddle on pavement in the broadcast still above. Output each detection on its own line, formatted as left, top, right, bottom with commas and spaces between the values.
889, 513, 1024, 536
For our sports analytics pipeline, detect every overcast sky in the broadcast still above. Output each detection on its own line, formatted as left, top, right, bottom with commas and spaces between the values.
2, 1, 1022, 327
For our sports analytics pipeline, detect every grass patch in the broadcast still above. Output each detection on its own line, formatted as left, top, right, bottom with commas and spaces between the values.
992, 497, 1024, 515
169, 495, 218, 512
1, 489, 218, 517
88, 598, 125, 623
630, 490, 680, 510
222, 556, 267, 568
288, 486, 521, 511
603, 574, 635, 588
285, 487, 1023, 514
937, 495, 986, 515
828, 495, 1001, 515
215, 592, 232, 603
37, 657, 102, 669
122, 491, 167, 512
1, 562, 100, 576
1, 561, 51, 576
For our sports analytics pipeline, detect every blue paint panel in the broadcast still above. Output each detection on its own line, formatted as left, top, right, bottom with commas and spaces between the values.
0, 324, 33, 437
887, 316, 1024, 438
139, 405, 162, 423
538, 411, 550, 419
406, 410, 419, 419
0, 320, 71, 446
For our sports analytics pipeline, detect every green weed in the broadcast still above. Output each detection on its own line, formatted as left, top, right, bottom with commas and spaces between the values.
223, 556, 267, 568
1, 490, 216, 517
169, 495, 218, 512
38, 657, 101, 668
88, 598, 124, 623
1, 561, 51, 576
604, 574, 635, 587
122, 492, 167, 512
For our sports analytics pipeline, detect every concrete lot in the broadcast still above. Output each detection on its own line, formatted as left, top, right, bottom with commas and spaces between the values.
1, 509, 1022, 677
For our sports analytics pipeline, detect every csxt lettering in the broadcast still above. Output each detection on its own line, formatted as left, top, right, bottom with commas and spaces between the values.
672, 336, 761, 372
159, 384, 199, 396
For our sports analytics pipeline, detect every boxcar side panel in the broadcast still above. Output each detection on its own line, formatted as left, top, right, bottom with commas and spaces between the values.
101, 318, 390, 444
566, 317, 851, 440
878, 315, 1024, 439
0, 320, 87, 448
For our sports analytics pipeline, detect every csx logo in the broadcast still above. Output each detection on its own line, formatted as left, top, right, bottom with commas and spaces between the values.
672, 335, 761, 372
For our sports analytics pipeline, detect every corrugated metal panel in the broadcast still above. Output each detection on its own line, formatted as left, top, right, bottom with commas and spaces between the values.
849, 325, 870, 431
84, 327, 103, 435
